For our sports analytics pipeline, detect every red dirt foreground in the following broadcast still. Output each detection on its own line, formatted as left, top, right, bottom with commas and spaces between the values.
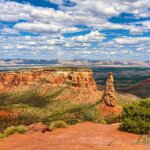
0, 122, 149, 150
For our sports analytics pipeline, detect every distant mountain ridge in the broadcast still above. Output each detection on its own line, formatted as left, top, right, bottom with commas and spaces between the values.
0, 59, 59, 66
0, 59, 150, 67
60, 59, 150, 67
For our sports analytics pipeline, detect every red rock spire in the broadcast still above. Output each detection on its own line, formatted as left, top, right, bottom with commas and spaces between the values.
102, 72, 116, 107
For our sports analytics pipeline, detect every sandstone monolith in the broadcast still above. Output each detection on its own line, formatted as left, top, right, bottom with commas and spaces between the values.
102, 72, 116, 107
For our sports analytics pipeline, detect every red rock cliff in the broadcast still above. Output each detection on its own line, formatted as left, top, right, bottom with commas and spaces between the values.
0, 69, 97, 90
0, 68, 101, 103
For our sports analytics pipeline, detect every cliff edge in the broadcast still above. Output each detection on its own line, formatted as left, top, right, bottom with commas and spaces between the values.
0, 68, 102, 103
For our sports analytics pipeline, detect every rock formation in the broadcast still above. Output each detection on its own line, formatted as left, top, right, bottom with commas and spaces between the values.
0, 68, 102, 103
102, 72, 116, 107
26, 122, 51, 134
0, 68, 97, 91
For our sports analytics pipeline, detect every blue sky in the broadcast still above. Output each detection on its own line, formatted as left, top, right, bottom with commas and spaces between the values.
0, 0, 150, 60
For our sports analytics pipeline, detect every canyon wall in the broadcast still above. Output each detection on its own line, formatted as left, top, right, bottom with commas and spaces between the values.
0, 69, 97, 91
0, 68, 101, 103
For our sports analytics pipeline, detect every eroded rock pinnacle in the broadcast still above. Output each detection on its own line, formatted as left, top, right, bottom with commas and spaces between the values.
102, 72, 117, 107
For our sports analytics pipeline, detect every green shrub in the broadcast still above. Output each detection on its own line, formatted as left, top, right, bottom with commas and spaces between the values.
4, 125, 27, 137
100, 119, 107, 124
82, 107, 99, 122
16, 125, 27, 134
50, 120, 68, 129
4, 126, 17, 137
0, 133, 6, 139
120, 99, 150, 134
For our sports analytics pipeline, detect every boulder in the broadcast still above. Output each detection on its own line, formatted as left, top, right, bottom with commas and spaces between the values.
26, 122, 51, 134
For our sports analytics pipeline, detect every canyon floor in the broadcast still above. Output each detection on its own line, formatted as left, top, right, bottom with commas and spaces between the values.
0, 122, 149, 150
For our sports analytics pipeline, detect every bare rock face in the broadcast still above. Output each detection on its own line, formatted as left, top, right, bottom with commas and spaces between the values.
0, 69, 98, 91
0, 68, 102, 103
102, 72, 117, 107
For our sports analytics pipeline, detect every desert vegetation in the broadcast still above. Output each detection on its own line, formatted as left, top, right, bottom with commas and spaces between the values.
0, 84, 141, 134
0, 125, 27, 139
0, 83, 127, 133
0, 68, 149, 142
0, 84, 100, 132
50, 120, 68, 129
120, 98, 150, 134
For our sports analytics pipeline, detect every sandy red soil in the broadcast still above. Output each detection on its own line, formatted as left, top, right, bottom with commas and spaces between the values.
0, 122, 149, 150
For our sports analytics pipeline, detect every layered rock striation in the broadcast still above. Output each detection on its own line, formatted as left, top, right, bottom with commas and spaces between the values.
0, 68, 97, 91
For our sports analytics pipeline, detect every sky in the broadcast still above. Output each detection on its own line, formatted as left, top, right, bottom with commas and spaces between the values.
0, 0, 150, 61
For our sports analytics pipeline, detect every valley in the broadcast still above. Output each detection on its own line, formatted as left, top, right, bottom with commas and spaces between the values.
0, 67, 149, 149
1, 0, 150, 149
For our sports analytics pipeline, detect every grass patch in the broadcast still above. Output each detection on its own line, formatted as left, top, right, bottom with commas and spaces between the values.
0, 93, 10, 106
4, 125, 27, 137
115, 92, 139, 106
0, 84, 102, 131
16, 125, 27, 134
137, 135, 150, 145
50, 120, 68, 129
4, 126, 18, 137
0, 133, 6, 139
1, 80, 137, 133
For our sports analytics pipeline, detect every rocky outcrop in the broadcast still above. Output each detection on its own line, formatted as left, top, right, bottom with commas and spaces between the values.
26, 122, 51, 134
0, 68, 97, 91
100, 73, 121, 120
102, 72, 117, 107
99, 104, 122, 120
